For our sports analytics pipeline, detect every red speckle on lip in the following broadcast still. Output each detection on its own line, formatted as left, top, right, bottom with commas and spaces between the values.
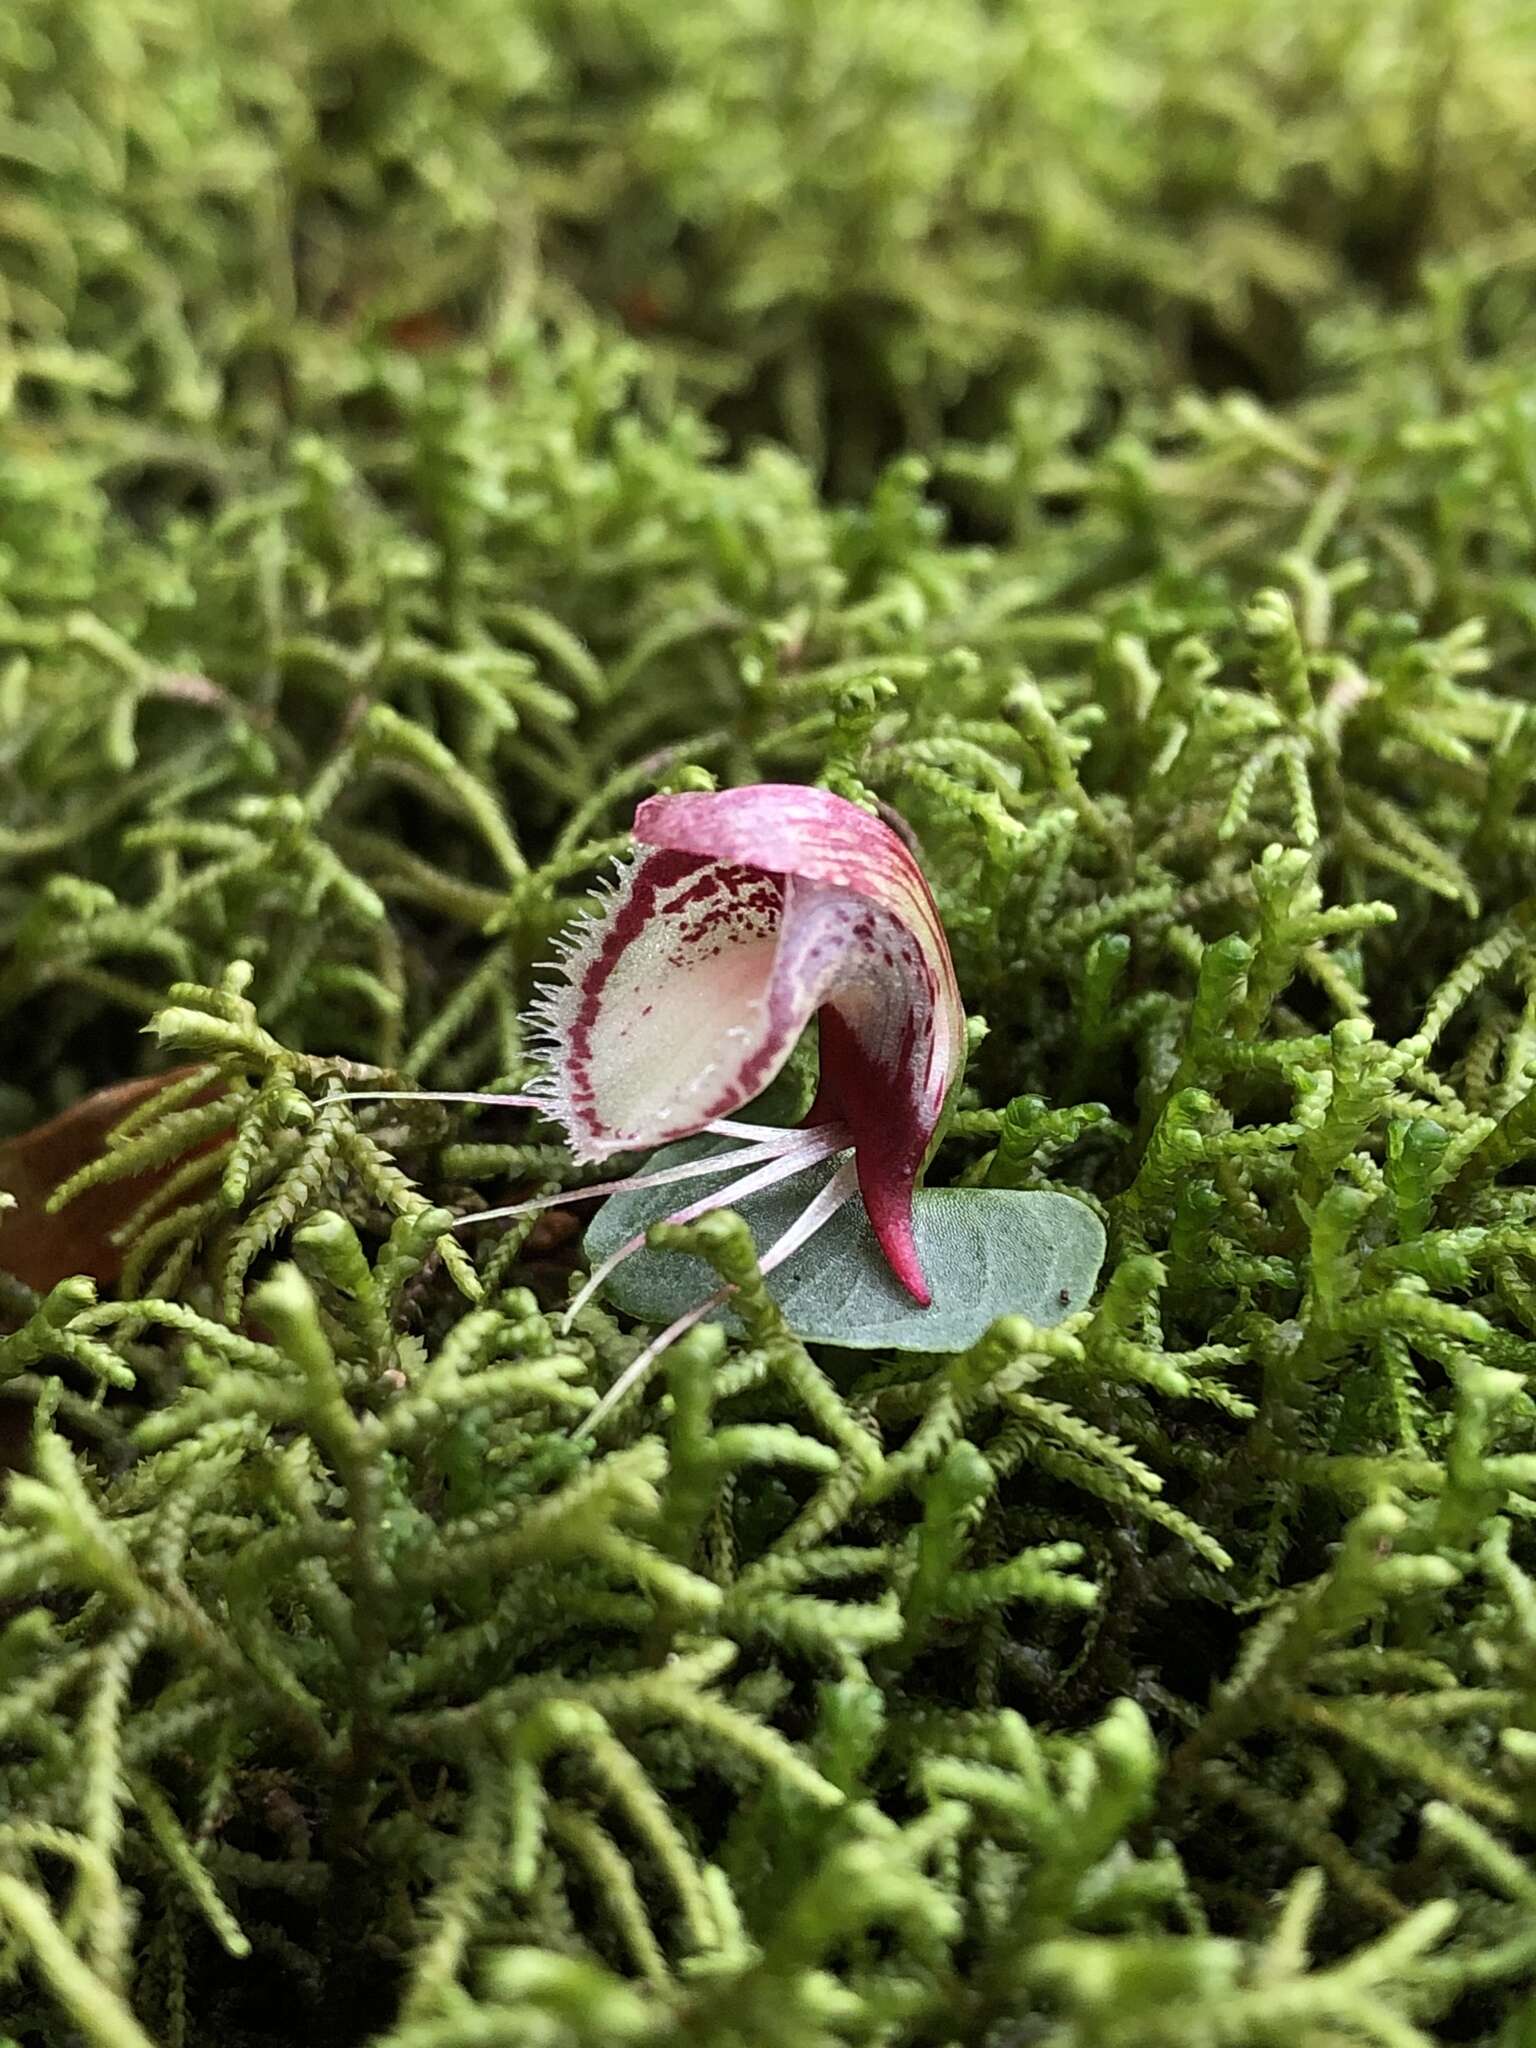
564, 851, 784, 1145
665, 873, 725, 913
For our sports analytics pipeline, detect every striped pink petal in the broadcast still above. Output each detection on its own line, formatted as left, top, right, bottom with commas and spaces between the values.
528, 785, 963, 1304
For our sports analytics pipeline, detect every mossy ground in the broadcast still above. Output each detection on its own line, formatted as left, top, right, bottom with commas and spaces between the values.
5, 4, 1536, 2045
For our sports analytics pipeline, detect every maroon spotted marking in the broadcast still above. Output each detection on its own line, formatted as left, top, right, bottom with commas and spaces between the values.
564, 850, 784, 1145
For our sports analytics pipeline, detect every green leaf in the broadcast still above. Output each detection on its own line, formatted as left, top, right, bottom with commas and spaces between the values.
583, 1140, 1106, 1350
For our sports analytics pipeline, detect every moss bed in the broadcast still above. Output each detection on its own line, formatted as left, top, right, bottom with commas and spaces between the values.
6, 3, 1536, 2043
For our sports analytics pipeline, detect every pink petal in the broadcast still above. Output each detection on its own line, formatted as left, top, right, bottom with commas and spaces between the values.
532, 786, 963, 1304
639, 787, 963, 1302
636, 785, 953, 995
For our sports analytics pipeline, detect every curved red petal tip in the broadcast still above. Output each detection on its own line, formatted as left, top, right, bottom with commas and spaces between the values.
868, 1199, 932, 1307
815, 1005, 935, 1304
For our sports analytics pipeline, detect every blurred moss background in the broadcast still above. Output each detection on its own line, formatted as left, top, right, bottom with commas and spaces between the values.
10, 0, 1536, 481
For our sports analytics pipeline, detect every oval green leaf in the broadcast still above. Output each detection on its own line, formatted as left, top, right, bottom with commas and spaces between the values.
583, 1140, 1106, 1351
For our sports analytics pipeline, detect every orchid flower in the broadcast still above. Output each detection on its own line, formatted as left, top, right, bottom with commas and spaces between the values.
341, 783, 964, 1424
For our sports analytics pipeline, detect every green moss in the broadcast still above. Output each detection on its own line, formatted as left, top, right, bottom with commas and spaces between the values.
5, 3, 1536, 2044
